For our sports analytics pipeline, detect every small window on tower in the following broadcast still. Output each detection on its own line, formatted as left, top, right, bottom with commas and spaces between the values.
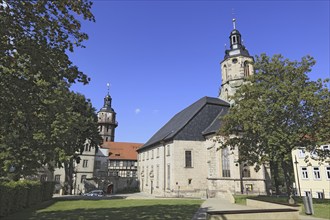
244, 61, 250, 77
223, 65, 228, 80
232, 58, 238, 64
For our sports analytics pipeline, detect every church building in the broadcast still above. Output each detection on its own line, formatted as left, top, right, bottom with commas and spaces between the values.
137, 20, 271, 198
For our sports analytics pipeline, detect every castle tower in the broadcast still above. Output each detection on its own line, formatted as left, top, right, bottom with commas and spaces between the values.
219, 19, 254, 102
97, 84, 118, 142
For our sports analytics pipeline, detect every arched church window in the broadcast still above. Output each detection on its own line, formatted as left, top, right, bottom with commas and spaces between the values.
244, 61, 250, 77
225, 89, 229, 100
223, 65, 228, 80
233, 36, 236, 44
222, 147, 231, 177
242, 163, 251, 178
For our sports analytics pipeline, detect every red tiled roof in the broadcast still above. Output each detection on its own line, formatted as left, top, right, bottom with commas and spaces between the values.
101, 142, 143, 160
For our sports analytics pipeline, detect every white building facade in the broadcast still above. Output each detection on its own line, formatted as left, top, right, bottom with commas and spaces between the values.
292, 145, 330, 199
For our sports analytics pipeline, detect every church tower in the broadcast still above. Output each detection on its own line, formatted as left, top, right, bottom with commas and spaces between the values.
97, 85, 118, 142
219, 19, 254, 102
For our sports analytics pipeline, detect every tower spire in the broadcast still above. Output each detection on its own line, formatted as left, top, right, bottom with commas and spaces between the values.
98, 82, 118, 142
219, 19, 254, 103
107, 82, 110, 95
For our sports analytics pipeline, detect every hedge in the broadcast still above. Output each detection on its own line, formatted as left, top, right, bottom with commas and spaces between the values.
0, 180, 55, 217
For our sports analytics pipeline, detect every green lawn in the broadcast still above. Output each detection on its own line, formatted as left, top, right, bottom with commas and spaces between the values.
233, 195, 330, 219
3, 197, 203, 220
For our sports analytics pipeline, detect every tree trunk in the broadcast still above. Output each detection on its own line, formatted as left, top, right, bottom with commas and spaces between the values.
64, 158, 74, 195
270, 160, 280, 195
281, 160, 293, 197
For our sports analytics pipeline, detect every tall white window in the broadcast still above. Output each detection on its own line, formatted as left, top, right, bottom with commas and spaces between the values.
313, 167, 321, 180
242, 164, 251, 178
81, 175, 86, 183
316, 192, 324, 199
156, 165, 159, 187
151, 149, 154, 159
298, 149, 305, 158
167, 164, 170, 189
54, 175, 61, 183
146, 166, 149, 185
84, 143, 91, 152
326, 167, 330, 180
167, 145, 170, 156
83, 160, 88, 168
225, 89, 229, 100
301, 167, 308, 179
142, 166, 144, 180
223, 64, 228, 80
244, 61, 250, 77
222, 147, 231, 177
185, 151, 192, 168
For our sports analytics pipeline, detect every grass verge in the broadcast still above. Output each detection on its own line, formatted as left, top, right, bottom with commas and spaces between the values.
233, 195, 330, 219
3, 198, 203, 220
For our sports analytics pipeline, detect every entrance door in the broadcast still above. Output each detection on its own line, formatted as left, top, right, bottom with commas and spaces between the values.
107, 184, 113, 194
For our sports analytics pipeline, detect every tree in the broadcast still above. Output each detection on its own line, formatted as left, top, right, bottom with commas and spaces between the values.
50, 89, 102, 194
0, 0, 101, 179
219, 54, 330, 196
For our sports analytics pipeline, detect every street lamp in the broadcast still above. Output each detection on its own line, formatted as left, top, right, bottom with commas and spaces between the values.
294, 155, 301, 197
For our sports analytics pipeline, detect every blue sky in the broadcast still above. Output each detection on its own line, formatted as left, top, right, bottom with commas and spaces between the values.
70, 0, 330, 143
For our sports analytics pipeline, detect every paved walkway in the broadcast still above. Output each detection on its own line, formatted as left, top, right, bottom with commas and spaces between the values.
54, 193, 326, 220
191, 198, 327, 220
192, 198, 256, 220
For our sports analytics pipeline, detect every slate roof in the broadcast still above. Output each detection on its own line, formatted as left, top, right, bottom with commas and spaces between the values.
202, 107, 229, 136
102, 142, 143, 160
138, 96, 230, 151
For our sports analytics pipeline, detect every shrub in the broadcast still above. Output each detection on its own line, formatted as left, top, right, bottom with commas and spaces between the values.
0, 180, 55, 217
